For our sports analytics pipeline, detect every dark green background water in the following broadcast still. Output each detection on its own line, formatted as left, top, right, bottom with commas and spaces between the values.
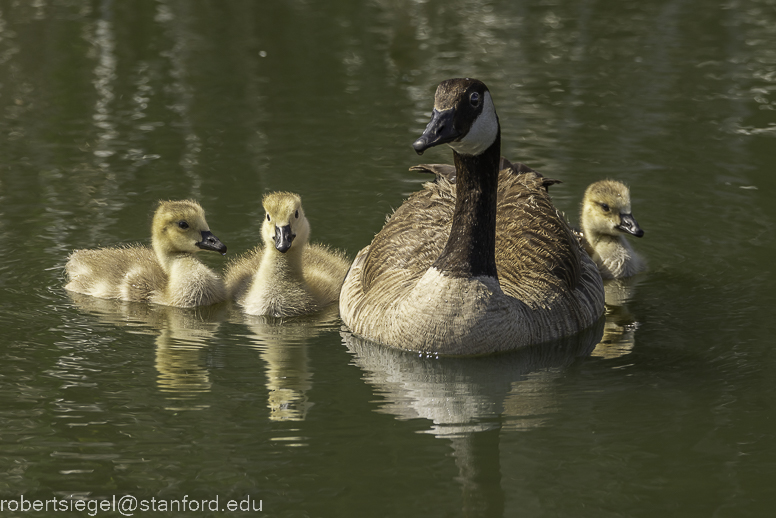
1, 0, 774, 516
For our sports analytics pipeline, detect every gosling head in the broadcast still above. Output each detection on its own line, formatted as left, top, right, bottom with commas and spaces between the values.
581, 180, 644, 240
261, 192, 310, 254
152, 200, 227, 256
413, 78, 500, 157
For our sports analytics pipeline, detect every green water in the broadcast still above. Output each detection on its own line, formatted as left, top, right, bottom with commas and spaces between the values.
1, 0, 775, 516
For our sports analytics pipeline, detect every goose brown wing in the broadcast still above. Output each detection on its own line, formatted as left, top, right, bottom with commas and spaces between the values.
494, 170, 582, 304
361, 178, 454, 293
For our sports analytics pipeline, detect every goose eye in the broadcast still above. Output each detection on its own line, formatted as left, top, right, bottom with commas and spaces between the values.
266, 214, 271, 222
295, 210, 299, 219
600, 203, 610, 212
178, 221, 189, 229
470, 92, 480, 107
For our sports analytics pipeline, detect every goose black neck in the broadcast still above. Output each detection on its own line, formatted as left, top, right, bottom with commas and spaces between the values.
432, 133, 500, 278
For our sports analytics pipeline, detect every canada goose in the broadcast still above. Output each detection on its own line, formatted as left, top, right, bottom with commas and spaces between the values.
579, 180, 645, 279
225, 192, 350, 317
64, 200, 227, 307
339, 78, 605, 355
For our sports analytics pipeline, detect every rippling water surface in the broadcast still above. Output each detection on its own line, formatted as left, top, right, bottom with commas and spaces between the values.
1, 0, 775, 516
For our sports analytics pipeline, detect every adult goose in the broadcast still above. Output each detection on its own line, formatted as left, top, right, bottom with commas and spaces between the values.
225, 192, 350, 317
339, 78, 605, 355
578, 180, 646, 279
64, 200, 227, 307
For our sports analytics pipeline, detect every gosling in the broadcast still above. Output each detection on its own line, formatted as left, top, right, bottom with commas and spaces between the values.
579, 180, 646, 279
65, 200, 228, 307
225, 192, 350, 318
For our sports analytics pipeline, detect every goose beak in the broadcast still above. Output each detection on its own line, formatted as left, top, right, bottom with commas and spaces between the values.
617, 213, 644, 238
197, 230, 228, 255
413, 108, 460, 155
274, 224, 296, 253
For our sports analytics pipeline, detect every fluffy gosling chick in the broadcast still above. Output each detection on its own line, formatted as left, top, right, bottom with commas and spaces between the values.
65, 200, 228, 307
580, 180, 645, 279
225, 192, 350, 317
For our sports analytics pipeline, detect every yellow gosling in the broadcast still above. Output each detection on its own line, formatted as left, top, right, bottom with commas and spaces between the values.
579, 180, 646, 279
225, 192, 350, 317
64, 200, 227, 307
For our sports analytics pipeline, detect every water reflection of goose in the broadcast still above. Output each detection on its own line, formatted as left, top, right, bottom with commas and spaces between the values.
66, 292, 225, 410
341, 319, 603, 436
233, 305, 340, 423
343, 322, 602, 515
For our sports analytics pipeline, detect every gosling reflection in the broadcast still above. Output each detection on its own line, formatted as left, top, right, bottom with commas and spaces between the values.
591, 276, 643, 359
235, 305, 339, 422
153, 305, 225, 408
66, 292, 225, 410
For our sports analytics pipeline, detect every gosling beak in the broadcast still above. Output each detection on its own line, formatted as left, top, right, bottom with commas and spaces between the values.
196, 230, 227, 255
617, 213, 645, 238
274, 224, 295, 253
413, 108, 460, 155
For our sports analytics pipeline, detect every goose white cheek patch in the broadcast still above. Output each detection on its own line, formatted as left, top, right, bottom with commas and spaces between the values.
449, 92, 498, 157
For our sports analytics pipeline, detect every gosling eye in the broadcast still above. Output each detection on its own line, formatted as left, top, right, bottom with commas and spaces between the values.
469, 92, 480, 107
266, 213, 271, 222
600, 203, 610, 212
178, 221, 189, 229
295, 210, 299, 219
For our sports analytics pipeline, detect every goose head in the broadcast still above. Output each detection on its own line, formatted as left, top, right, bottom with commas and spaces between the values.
152, 200, 227, 256
581, 180, 644, 240
413, 78, 500, 157
261, 192, 310, 254
410, 78, 501, 279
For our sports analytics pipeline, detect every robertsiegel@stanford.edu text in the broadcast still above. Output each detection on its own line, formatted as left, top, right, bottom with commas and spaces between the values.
0, 495, 263, 515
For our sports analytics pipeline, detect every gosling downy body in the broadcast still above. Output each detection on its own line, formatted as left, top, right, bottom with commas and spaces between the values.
579, 180, 645, 279
339, 78, 605, 355
225, 192, 350, 318
64, 200, 227, 307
